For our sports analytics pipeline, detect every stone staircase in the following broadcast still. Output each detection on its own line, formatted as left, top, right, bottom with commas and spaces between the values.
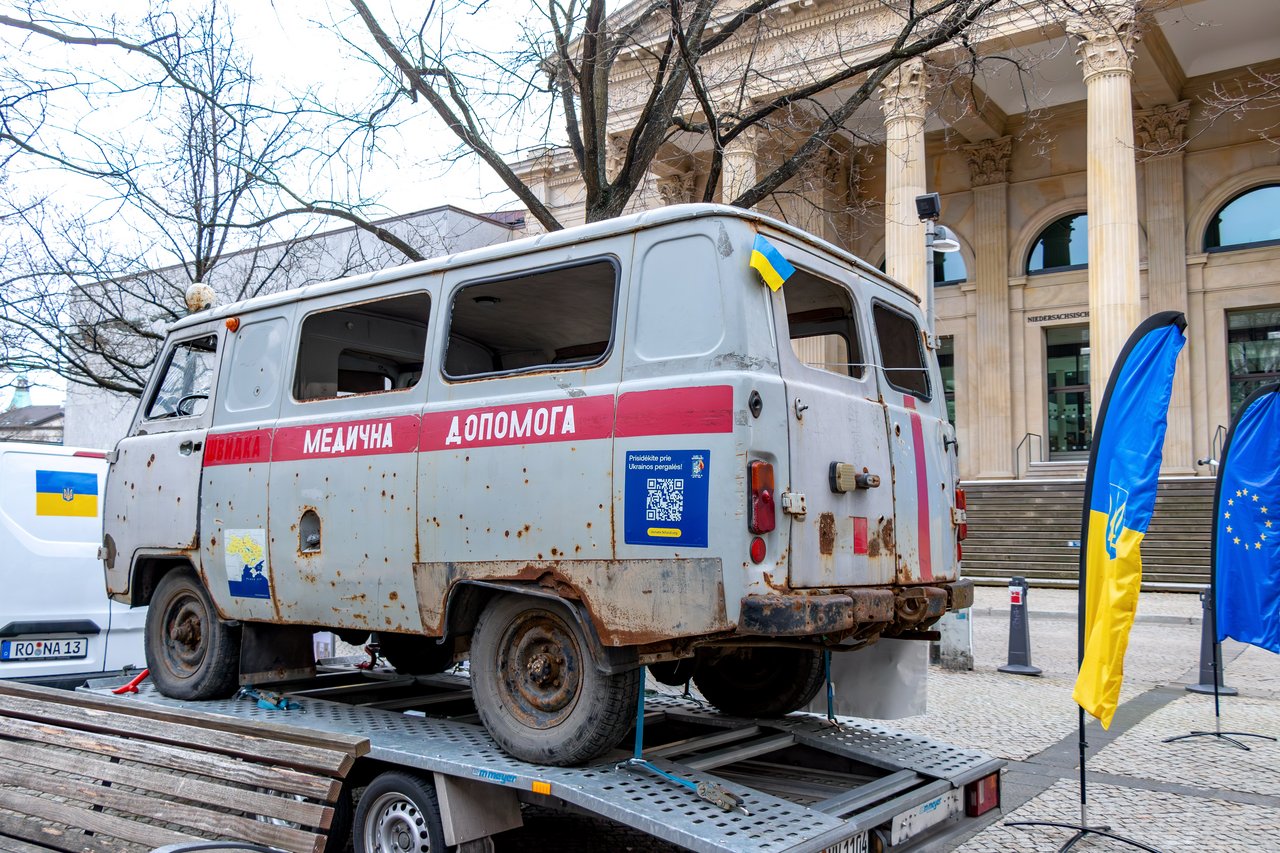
960, 477, 1215, 589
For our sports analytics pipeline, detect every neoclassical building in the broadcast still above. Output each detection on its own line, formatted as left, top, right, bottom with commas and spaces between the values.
513, 0, 1280, 481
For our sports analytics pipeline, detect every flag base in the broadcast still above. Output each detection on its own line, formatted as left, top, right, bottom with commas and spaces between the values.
1006, 820, 1164, 853
1162, 730, 1275, 751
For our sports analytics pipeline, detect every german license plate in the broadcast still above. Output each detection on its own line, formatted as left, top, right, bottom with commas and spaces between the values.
823, 831, 869, 853
891, 789, 960, 845
1, 637, 88, 661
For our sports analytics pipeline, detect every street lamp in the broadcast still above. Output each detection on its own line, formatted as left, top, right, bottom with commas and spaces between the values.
915, 192, 960, 338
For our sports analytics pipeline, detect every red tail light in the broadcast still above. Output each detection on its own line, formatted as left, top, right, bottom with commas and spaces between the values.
748, 461, 775, 534
965, 772, 1000, 817
955, 487, 968, 541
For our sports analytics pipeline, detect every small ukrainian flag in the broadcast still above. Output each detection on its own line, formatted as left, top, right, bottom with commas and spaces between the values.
749, 234, 796, 292
35, 470, 99, 518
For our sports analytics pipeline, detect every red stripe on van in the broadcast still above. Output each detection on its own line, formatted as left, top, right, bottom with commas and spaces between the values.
419, 395, 615, 451
270, 415, 421, 462
902, 396, 932, 581
614, 386, 733, 437
205, 429, 273, 466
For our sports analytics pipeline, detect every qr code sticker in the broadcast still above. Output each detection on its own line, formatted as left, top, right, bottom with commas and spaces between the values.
646, 477, 684, 522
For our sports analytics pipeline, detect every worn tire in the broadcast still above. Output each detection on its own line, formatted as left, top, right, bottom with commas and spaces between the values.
377, 633, 455, 675
471, 595, 640, 766
354, 771, 446, 853
693, 648, 826, 718
145, 567, 240, 700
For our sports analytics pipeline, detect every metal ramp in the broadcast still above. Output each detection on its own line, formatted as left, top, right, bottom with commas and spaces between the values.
91, 667, 1002, 853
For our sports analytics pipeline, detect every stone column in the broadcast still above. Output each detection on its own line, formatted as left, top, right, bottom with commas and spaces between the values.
880, 58, 928, 302
1138, 101, 1194, 472
721, 127, 757, 204
964, 137, 1014, 478
1068, 6, 1141, 420
656, 172, 697, 207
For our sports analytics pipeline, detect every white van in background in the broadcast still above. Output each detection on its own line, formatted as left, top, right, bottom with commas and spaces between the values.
0, 443, 145, 685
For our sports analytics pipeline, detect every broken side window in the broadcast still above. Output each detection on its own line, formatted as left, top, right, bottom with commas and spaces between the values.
783, 270, 865, 379
146, 334, 217, 419
293, 292, 430, 402
444, 259, 618, 380
873, 301, 931, 399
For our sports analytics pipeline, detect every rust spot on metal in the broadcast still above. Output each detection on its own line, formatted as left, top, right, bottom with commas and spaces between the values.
818, 512, 836, 556
389, 591, 399, 602
760, 571, 789, 592
146, 454, 155, 468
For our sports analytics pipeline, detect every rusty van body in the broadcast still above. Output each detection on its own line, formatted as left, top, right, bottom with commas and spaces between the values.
102, 204, 972, 765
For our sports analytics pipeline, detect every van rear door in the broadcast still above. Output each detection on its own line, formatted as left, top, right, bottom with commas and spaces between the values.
870, 300, 958, 584
773, 253, 897, 589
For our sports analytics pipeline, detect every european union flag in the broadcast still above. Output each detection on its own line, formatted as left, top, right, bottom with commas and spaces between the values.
1073, 312, 1186, 728
749, 234, 796, 291
1215, 385, 1280, 653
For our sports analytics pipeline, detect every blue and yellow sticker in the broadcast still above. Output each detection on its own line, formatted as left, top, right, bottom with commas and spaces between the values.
35, 470, 98, 517
624, 450, 710, 547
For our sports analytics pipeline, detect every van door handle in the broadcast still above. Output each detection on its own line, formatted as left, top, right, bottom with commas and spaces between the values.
179, 440, 202, 456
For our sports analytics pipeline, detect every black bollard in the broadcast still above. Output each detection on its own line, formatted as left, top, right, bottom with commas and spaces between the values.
998, 576, 1042, 676
1186, 586, 1237, 696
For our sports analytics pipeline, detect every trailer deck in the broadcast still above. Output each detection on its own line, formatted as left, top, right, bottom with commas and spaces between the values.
69, 664, 1003, 852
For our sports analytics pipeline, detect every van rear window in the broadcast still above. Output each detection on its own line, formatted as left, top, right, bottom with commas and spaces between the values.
444, 259, 617, 379
873, 302, 931, 399
783, 271, 864, 378
294, 292, 430, 401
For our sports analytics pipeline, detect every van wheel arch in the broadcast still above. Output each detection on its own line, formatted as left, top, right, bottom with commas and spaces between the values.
130, 556, 201, 608
442, 581, 637, 675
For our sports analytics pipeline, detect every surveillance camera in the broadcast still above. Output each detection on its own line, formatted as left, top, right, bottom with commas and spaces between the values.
915, 192, 941, 222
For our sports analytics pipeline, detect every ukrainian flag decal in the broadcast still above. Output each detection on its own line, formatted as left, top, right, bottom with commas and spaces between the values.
749, 234, 796, 292
35, 470, 99, 517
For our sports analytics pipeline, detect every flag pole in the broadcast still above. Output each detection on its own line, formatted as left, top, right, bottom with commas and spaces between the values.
1163, 384, 1278, 751
1007, 312, 1185, 853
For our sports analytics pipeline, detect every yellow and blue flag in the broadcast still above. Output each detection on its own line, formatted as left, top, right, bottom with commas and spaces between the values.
1073, 312, 1186, 728
35, 469, 99, 518
1215, 384, 1280, 653
749, 234, 796, 292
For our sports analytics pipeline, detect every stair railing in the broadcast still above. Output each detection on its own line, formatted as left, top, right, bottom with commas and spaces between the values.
1013, 432, 1044, 480
1197, 423, 1227, 468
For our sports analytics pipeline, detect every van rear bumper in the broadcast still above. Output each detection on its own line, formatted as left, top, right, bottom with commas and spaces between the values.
736, 578, 974, 637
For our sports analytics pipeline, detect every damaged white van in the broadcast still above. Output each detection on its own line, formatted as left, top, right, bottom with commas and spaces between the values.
102, 204, 971, 765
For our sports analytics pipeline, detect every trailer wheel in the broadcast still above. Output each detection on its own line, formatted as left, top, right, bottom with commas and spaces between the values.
145, 567, 240, 700
693, 648, 825, 717
377, 633, 454, 675
354, 771, 446, 853
471, 595, 639, 766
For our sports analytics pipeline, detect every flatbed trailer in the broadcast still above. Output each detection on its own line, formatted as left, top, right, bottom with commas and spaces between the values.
64, 662, 1004, 853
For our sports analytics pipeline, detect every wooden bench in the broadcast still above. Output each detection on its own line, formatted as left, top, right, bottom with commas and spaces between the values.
0, 681, 369, 853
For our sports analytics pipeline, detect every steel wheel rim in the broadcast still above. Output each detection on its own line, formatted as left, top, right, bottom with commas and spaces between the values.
497, 609, 582, 729
162, 590, 208, 676
363, 791, 431, 852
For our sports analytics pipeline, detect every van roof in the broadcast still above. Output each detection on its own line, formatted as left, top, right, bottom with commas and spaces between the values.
170, 204, 916, 332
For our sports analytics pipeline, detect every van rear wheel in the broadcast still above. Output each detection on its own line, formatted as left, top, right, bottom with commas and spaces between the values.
471, 595, 639, 766
145, 568, 240, 700
693, 648, 825, 718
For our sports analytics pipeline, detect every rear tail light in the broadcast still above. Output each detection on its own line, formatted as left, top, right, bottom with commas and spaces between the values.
965, 771, 1000, 817
748, 461, 775, 534
750, 537, 767, 564
954, 487, 968, 541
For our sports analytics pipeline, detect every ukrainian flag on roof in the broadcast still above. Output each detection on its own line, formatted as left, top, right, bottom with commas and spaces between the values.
749, 234, 796, 292
35, 470, 99, 517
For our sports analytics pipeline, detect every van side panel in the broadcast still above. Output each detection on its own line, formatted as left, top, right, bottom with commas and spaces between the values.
412, 248, 627, 634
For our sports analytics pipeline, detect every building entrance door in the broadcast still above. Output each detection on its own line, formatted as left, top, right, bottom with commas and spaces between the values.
1046, 325, 1091, 458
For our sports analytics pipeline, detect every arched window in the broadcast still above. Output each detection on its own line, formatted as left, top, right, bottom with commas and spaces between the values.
1027, 213, 1088, 274
877, 253, 967, 286
1204, 185, 1280, 252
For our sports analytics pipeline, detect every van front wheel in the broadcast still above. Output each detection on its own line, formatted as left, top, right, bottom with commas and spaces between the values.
471, 595, 639, 766
145, 568, 240, 700
693, 648, 825, 718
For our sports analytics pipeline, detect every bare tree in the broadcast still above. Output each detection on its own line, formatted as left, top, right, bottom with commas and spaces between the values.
339, 0, 1077, 231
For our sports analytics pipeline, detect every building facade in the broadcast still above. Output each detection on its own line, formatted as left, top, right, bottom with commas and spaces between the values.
514, 0, 1280, 480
